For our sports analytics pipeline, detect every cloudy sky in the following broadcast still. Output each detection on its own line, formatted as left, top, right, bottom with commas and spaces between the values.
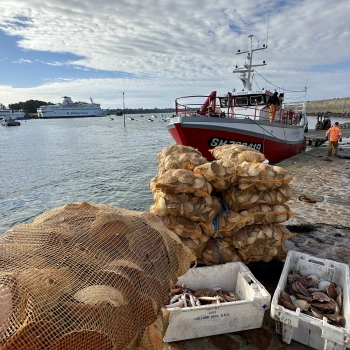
0, 0, 349, 109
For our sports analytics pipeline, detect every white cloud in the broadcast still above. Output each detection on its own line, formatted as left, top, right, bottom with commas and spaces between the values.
0, 0, 350, 108
12, 58, 32, 64
35, 60, 65, 66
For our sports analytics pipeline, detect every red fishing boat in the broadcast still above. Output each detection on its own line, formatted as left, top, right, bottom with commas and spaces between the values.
167, 35, 309, 163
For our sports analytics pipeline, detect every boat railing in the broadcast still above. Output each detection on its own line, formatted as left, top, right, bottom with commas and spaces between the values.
176, 95, 303, 126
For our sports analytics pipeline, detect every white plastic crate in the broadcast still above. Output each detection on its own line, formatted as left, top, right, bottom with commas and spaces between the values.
270, 250, 350, 350
162, 262, 271, 342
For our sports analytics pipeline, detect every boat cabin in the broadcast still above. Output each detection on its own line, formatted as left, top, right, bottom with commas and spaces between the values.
219, 90, 276, 108
175, 89, 305, 126
193, 89, 281, 118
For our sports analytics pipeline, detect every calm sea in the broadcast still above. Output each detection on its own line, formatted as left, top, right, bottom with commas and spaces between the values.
1, 114, 349, 235
0, 115, 173, 235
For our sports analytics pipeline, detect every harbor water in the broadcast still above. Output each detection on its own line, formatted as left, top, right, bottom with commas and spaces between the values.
0, 115, 173, 234
1, 114, 349, 235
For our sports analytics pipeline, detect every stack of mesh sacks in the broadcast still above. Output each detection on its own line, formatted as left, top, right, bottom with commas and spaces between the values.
0, 202, 194, 350
150, 144, 295, 266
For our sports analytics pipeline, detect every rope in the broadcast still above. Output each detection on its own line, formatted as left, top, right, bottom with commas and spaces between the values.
254, 69, 306, 93
211, 199, 231, 264
211, 237, 224, 265
213, 198, 230, 238
247, 117, 290, 146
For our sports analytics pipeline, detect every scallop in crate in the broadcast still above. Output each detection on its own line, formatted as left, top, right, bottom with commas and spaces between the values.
271, 250, 350, 350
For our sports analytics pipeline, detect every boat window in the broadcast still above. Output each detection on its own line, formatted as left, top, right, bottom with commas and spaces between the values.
250, 95, 264, 104
234, 96, 248, 106
220, 98, 232, 108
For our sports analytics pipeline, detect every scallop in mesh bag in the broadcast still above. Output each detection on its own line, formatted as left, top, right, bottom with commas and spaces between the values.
238, 162, 293, 190
0, 202, 194, 350
239, 204, 295, 225
229, 224, 294, 251
154, 169, 212, 198
193, 159, 245, 192
221, 184, 294, 212
209, 144, 266, 163
156, 144, 207, 173
151, 191, 221, 222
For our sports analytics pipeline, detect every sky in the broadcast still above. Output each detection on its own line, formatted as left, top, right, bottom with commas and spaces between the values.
0, 0, 350, 109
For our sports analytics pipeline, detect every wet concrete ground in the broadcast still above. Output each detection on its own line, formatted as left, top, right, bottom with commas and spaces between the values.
164, 132, 350, 350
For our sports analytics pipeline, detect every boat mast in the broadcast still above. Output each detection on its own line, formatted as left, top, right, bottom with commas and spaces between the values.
233, 34, 267, 91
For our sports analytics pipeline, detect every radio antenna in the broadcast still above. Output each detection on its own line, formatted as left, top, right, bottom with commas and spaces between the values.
266, 15, 270, 47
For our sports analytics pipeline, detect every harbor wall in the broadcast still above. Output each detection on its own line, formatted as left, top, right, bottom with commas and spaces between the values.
306, 97, 350, 116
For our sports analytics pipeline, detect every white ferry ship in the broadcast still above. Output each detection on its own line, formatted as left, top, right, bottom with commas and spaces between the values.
0, 103, 26, 120
37, 97, 109, 118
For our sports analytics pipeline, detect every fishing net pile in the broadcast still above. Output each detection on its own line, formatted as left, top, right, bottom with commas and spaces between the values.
150, 144, 296, 265
0, 202, 194, 349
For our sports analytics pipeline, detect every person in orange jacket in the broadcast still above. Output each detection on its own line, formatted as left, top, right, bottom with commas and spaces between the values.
326, 122, 342, 157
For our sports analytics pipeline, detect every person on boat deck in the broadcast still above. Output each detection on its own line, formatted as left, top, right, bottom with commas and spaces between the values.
326, 122, 342, 157
268, 91, 280, 122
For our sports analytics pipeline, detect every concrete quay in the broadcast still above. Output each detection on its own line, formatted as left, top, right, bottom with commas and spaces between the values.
279, 138, 350, 266
164, 132, 350, 350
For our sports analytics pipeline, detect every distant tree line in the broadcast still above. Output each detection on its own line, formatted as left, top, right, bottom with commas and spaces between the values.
7, 101, 175, 115
9, 100, 54, 114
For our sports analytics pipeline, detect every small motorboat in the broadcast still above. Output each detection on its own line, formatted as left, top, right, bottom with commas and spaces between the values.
147, 118, 154, 122
1, 116, 21, 126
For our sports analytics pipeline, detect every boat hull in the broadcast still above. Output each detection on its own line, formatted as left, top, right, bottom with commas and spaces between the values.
37, 114, 105, 119
167, 117, 306, 163
0, 112, 25, 120
1, 121, 21, 126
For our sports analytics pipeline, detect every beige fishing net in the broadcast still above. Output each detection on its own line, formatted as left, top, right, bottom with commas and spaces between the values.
0, 202, 194, 349
151, 144, 296, 266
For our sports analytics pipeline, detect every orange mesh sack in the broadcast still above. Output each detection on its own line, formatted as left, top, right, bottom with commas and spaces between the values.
154, 169, 212, 198
229, 224, 294, 250
156, 144, 207, 172
209, 144, 256, 159
193, 159, 245, 191
0, 202, 194, 350
237, 245, 288, 264
150, 191, 221, 222
238, 162, 293, 190
177, 235, 210, 257
198, 238, 241, 266
149, 176, 158, 193
158, 214, 215, 239
217, 211, 248, 236
221, 184, 294, 211
209, 144, 266, 163
158, 215, 203, 240
239, 204, 295, 225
